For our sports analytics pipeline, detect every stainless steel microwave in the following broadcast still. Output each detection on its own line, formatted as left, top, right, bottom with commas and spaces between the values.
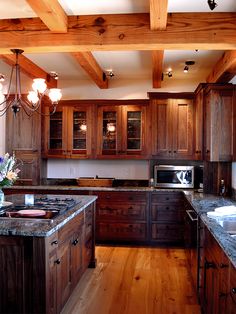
154, 165, 194, 188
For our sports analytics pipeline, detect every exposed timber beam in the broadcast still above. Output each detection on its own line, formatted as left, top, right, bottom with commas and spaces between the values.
150, 1, 168, 88
26, 0, 68, 32
71, 52, 108, 89
0, 53, 57, 89
152, 50, 164, 88
206, 50, 236, 83
0, 13, 235, 53
150, 0, 168, 30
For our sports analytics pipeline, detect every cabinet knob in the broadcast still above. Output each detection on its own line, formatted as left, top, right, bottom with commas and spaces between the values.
232, 288, 236, 294
168, 150, 171, 153
51, 240, 58, 245
205, 261, 215, 269
166, 207, 169, 210
72, 239, 79, 246
206, 149, 210, 153
173, 150, 177, 153
128, 206, 133, 210
220, 263, 228, 268
128, 197, 134, 200
55, 259, 61, 265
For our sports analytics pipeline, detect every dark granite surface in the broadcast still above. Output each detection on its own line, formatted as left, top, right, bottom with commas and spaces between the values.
184, 191, 236, 268
0, 194, 97, 237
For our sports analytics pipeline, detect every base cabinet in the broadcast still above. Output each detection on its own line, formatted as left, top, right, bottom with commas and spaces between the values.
95, 191, 148, 244
0, 203, 95, 314
198, 220, 231, 314
150, 192, 184, 245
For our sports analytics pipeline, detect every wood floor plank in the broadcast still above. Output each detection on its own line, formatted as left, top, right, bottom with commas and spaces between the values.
61, 246, 201, 314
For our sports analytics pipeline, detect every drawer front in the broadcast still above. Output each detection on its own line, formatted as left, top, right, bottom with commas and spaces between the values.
151, 223, 184, 242
96, 222, 147, 241
151, 192, 183, 204
46, 231, 59, 255
151, 204, 184, 222
59, 212, 84, 243
96, 203, 146, 221
96, 191, 148, 203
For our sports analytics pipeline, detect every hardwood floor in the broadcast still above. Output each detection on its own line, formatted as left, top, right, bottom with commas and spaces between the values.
61, 246, 201, 314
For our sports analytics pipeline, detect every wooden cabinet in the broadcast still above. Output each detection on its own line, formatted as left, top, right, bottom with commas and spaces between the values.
95, 191, 148, 244
151, 97, 194, 159
96, 104, 149, 158
194, 84, 205, 160
198, 220, 230, 314
43, 104, 94, 159
229, 264, 236, 313
150, 192, 185, 245
6, 103, 42, 185
0, 202, 96, 314
203, 84, 236, 161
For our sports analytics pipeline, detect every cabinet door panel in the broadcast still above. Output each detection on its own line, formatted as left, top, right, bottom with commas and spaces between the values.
152, 99, 172, 157
151, 223, 184, 242
96, 191, 147, 203
97, 203, 146, 221
173, 99, 193, 159
151, 205, 183, 222
96, 222, 146, 241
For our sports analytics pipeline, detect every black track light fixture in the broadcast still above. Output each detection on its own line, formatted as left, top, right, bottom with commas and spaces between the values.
208, 0, 217, 11
183, 61, 195, 73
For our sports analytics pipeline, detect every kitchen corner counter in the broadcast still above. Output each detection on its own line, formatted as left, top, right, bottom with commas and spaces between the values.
184, 191, 236, 268
0, 194, 97, 237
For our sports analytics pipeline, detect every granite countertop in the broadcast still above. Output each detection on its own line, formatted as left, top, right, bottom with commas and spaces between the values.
184, 191, 236, 268
5, 185, 188, 192
0, 194, 97, 237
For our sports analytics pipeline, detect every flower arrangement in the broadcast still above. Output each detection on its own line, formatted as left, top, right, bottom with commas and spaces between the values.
0, 153, 20, 187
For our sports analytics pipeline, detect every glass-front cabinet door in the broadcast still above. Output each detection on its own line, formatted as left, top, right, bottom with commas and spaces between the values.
43, 105, 93, 158
125, 107, 142, 152
43, 107, 67, 157
97, 104, 147, 158
97, 106, 121, 155
68, 106, 92, 158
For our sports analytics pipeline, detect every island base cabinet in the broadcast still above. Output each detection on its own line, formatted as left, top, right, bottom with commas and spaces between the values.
0, 237, 32, 314
0, 203, 96, 314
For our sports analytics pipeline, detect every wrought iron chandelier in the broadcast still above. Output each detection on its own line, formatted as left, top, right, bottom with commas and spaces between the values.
0, 49, 62, 117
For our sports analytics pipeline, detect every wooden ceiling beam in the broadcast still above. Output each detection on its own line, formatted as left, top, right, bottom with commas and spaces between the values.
149, 1, 168, 88
71, 52, 108, 89
0, 13, 235, 52
152, 50, 164, 88
206, 50, 236, 83
150, 0, 168, 30
25, 0, 68, 32
0, 53, 57, 89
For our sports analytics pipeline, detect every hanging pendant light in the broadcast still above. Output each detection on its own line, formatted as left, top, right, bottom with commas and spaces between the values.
0, 49, 62, 117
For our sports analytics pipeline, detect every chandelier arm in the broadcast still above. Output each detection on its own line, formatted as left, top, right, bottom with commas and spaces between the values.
21, 97, 42, 112
5, 66, 14, 99
33, 103, 57, 116
0, 99, 14, 116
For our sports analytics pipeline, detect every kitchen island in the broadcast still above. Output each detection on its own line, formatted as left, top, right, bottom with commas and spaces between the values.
0, 194, 97, 314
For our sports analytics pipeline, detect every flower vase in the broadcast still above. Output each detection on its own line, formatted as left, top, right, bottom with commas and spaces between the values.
0, 189, 4, 206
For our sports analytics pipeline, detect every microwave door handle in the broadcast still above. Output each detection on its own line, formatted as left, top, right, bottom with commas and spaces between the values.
186, 210, 198, 221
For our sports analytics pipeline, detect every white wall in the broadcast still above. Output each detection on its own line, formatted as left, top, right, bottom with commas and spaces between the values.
47, 159, 149, 179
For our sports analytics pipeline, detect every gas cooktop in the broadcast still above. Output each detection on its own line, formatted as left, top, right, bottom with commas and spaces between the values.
0, 197, 79, 220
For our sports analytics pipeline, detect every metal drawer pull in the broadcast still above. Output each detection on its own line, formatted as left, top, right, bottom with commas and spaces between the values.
51, 240, 58, 245
55, 259, 61, 265
72, 239, 79, 246
232, 288, 236, 294
186, 210, 198, 221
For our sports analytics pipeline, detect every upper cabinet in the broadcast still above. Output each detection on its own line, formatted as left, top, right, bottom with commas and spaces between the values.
96, 103, 149, 158
42, 104, 94, 159
151, 96, 194, 160
203, 84, 236, 162
194, 84, 205, 161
